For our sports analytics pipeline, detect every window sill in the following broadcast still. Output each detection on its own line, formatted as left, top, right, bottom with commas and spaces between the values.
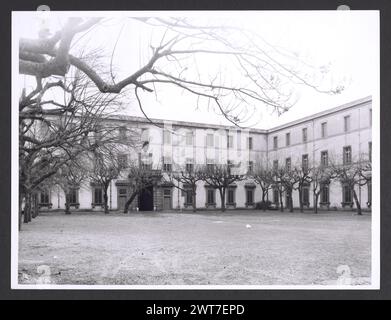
91, 203, 104, 209
66, 203, 80, 209
38, 203, 53, 209
341, 202, 354, 208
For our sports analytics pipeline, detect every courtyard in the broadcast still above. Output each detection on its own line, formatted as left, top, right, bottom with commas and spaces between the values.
18, 210, 371, 286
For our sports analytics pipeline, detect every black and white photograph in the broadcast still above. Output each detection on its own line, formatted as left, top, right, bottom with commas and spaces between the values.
12, 9, 379, 289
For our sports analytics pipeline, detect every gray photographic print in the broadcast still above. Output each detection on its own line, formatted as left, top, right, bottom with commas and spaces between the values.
12, 9, 379, 289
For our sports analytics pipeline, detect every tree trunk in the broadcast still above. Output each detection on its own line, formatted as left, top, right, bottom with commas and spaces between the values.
220, 189, 226, 212
32, 195, 39, 218
64, 192, 71, 214
23, 191, 32, 223
279, 191, 284, 212
298, 188, 304, 213
124, 191, 138, 213
19, 193, 24, 231
287, 189, 293, 212
103, 184, 109, 214
262, 189, 266, 211
314, 192, 319, 214
352, 188, 362, 215
192, 189, 197, 212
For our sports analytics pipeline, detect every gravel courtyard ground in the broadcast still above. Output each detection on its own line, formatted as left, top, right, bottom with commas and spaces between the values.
18, 210, 371, 286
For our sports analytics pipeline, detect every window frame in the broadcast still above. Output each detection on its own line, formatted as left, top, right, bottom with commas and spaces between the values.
273, 136, 278, 150
206, 133, 214, 147
343, 146, 352, 165
206, 188, 216, 205
227, 187, 236, 205
286, 132, 290, 147
285, 157, 291, 171
344, 115, 351, 133
163, 130, 171, 145
302, 127, 308, 143
321, 150, 329, 167
248, 136, 253, 150
321, 122, 327, 138
302, 154, 309, 172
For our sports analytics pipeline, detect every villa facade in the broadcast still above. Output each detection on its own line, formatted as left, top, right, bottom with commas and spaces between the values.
37, 96, 372, 212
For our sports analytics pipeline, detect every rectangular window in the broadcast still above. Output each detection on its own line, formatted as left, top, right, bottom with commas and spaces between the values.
227, 188, 235, 204
227, 135, 234, 149
343, 185, 352, 203
302, 154, 309, 172
302, 128, 308, 143
67, 189, 78, 204
321, 122, 327, 138
343, 146, 352, 165
185, 189, 193, 205
285, 157, 291, 171
163, 130, 171, 144
186, 159, 194, 173
320, 183, 329, 203
206, 159, 215, 172
227, 160, 235, 173
206, 133, 214, 147
118, 126, 127, 140
302, 186, 310, 205
141, 153, 153, 170
141, 153, 152, 170
246, 189, 254, 205
117, 154, 128, 168
186, 131, 193, 146
273, 188, 279, 204
321, 150, 329, 167
94, 188, 103, 205
163, 157, 172, 172
248, 161, 254, 174
236, 130, 242, 150
273, 160, 279, 171
118, 188, 127, 195
273, 136, 278, 150
286, 132, 290, 146
344, 115, 350, 132
40, 190, 50, 204
248, 137, 253, 150
141, 128, 149, 142
207, 189, 215, 205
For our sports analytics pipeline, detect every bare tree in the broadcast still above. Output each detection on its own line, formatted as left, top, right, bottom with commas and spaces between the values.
88, 151, 123, 214
198, 163, 244, 212
292, 164, 313, 213
284, 171, 300, 213
167, 164, 203, 212
331, 155, 371, 215
19, 71, 127, 228
311, 164, 336, 214
271, 163, 300, 213
249, 163, 274, 210
123, 164, 163, 214
53, 157, 89, 214
19, 16, 343, 127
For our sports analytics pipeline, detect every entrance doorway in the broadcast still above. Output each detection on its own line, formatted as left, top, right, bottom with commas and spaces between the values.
117, 187, 128, 211
163, 188, 172, 210
139, 186, 154, 211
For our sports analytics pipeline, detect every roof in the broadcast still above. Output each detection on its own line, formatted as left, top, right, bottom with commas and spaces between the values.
108, 95, 372, 134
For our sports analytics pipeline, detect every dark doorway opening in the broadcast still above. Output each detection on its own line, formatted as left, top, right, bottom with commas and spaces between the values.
139, 186, 154, 211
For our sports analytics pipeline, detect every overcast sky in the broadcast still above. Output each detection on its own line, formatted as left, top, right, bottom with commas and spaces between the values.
15, 11, 379, 129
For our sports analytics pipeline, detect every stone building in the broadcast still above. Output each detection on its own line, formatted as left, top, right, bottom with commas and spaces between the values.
37, 96, 372, 212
